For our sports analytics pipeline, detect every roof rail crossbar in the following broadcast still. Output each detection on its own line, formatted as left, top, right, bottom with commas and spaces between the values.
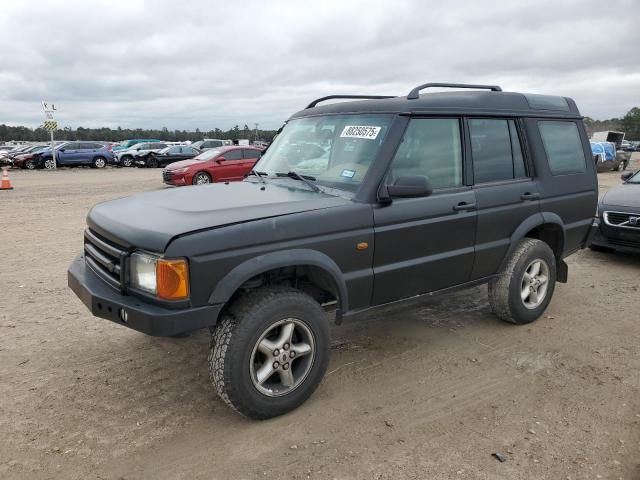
407, 83, 502, 100
305, 95, 395, 109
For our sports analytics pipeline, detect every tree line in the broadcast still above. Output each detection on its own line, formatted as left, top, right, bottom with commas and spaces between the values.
584, 107, 640, 140
2, 107, 639, 143
0, 124, 279, 143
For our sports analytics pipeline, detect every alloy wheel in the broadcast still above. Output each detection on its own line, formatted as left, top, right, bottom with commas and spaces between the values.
249, 318, 315, 397
520, 259, 550, 309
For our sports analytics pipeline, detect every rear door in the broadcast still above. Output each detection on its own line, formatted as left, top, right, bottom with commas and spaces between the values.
467, 118, 541, 279
242, 148, 260, 172
372, 117, 477, 304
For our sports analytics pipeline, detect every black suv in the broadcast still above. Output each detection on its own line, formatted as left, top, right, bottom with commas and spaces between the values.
69, 83, 598, 419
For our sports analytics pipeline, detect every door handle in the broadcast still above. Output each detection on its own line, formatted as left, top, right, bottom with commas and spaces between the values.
520, 192, 540, 201
453, 202, 477, 211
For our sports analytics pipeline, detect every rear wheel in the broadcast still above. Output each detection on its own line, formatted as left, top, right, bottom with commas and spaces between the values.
488, 238, 556, 325
92, 157, 106, 169
208, 287, 330, 419
192, 171, 211, 185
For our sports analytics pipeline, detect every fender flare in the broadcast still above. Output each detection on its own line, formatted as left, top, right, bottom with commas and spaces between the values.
208, 249, 349, 312
500, 212, 566, 270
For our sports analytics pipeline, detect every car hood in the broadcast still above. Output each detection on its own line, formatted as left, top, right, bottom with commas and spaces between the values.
601, 183, 640, 209
166, 159, 200, 170
87, 181, 350, 252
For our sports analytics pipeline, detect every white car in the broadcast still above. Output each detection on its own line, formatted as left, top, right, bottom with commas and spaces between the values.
115, 142, 168, 167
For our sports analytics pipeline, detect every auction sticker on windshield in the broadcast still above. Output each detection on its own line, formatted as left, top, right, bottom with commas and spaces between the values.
340, 125, 381, 140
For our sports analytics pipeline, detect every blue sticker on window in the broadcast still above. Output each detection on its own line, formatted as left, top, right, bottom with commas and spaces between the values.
341, 169, 356, 178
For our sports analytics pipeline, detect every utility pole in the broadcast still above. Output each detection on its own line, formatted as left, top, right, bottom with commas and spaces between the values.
254, 123, 259, 142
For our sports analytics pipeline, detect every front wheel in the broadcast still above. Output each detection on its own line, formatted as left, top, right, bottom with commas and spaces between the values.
192, 171, 211, 185
122, 156, 134, 167
43, 158, 56, 170
25, 159, 36, 170
208, 287, 330, 419
488, 238, 557, 325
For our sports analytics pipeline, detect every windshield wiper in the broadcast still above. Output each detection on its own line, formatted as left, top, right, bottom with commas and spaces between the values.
247, 169, 268, 183
274, 171, 322, 193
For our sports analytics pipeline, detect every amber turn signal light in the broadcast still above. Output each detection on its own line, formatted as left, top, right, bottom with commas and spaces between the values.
156, 258, 189, 300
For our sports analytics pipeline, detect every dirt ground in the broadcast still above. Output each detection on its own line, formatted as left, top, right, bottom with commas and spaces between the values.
1, 157, 639, 480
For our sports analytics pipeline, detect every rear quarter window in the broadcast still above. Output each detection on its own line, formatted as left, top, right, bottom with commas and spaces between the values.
538, 121, 586, 175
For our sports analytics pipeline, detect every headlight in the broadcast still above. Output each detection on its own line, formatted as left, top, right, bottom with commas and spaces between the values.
129, 252, 189, 300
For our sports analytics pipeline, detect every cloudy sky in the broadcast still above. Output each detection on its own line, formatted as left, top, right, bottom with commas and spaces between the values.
1, 0, 639, 130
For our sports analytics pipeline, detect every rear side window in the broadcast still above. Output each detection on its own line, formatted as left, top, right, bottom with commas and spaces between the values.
470, 119, 527, 183
538, 121, 586, 175
391, 118, 463, 189
224, 149, 243, 160
243, 149, 260, 159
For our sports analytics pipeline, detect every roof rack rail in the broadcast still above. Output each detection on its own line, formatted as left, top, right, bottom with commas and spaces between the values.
407, 83, 502, 100
305, 95, 395, 109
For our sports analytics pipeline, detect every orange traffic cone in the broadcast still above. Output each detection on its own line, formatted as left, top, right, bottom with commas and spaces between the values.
1, 166, 13, 190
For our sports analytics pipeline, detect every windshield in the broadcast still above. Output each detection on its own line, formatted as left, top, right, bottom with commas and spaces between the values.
194, 148, 223, 161
627, 170, 640, 183
256, 114, 393, 191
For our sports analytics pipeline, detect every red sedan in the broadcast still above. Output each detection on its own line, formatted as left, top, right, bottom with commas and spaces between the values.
163, 146, 263, 186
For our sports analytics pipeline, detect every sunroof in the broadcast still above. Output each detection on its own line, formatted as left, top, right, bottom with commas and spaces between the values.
524, 94, 570, 111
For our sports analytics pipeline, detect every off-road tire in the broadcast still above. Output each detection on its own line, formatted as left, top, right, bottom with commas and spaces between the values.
488, 238, 556, 325
92, 157, 107, 169
208, 286, 330, 419
193, 171, 211, 185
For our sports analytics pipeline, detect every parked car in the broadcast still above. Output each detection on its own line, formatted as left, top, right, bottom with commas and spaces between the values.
12, 146, 50, 169
191, 139, 229, 151
112, 139, 161, 153
38, 141, 114, 169
114, 142, 167, 167
135, 145, 200, 168
591, 169, 640, 253
162, 146, 262, 185
69, 82, 598, 419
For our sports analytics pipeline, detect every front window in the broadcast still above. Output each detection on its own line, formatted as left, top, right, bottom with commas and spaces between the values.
256, 114, 393, 191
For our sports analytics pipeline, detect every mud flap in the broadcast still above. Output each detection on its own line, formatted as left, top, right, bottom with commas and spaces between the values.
557, 259, 568, 283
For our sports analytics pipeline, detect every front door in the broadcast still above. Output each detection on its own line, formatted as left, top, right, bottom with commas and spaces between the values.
372, 117, 477, 305
216, 148, 245, 180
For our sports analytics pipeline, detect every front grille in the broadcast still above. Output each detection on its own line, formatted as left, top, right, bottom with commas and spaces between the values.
84, 229, 126, 289
162, 169, 173, 182
604, 211, 640, 229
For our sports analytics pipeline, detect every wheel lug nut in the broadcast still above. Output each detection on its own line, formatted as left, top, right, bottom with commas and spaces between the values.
273, 361, 279, 369
290, 351, 296, 358
283, 363, 289, 370
273, 349, 279, 356
283, 343, 290, 350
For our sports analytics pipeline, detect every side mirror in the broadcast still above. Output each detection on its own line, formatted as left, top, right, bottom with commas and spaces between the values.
386, 175, 433, 198
621, 171, 633, 181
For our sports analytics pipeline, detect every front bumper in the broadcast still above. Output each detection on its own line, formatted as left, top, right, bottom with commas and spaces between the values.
591, 222, 640, 254
68, 254, 222, 336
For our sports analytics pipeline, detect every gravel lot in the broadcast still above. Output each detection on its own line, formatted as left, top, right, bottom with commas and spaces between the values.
1, 158, 639, 479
